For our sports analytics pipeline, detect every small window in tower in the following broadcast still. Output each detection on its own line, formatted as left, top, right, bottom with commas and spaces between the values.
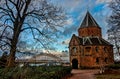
95, 47, 99, 52
96, 58, 99, 64
85, 47, 91, 52
104, 47, 107, 53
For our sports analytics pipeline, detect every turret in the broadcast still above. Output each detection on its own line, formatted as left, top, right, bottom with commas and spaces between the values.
78, 11, 102, 37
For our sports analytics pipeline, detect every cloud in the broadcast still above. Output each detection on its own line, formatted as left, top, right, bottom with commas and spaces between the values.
64, 0, 82, 12
52, 0, 83, 13
96, 0, 112, 4
62, 39, 70, 45
62, 25, 78, 37
64, 18, 74, 26
40, 49, 65, 55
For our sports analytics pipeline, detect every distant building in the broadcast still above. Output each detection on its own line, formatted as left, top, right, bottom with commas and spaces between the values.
69, 11, 114, 69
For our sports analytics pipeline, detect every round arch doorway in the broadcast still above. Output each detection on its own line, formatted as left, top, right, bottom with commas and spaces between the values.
72, 59, 78, 69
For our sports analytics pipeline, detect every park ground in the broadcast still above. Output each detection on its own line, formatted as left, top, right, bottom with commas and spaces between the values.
63, 69, 99, 79
63, 69, 120, 79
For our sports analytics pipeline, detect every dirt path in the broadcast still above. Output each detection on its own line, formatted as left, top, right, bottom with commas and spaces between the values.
68, 69, 99, 79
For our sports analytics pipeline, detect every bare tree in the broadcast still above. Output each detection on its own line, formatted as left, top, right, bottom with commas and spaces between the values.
0, 0, 65, 67
107, 0, 120, 58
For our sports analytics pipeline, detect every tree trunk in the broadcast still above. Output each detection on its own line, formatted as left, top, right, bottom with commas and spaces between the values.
6, 24, 20, 67
5, 0, 30, 67
6, 37, 18, 67
6, 49, 16, 67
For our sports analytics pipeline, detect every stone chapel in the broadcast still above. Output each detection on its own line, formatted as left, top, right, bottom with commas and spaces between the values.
69, 11, 114, 69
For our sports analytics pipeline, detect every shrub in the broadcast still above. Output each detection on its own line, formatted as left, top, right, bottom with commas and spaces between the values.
0, 66, 72, 79
107, 63, 120, 69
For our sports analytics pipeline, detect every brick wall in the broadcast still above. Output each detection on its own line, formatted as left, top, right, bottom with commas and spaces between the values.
78, 27, 102, 37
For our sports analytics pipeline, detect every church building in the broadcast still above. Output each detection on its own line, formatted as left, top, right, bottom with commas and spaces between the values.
69, 11, 114, 69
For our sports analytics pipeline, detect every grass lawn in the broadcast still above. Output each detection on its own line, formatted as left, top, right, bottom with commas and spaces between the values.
96, 74, 120, 79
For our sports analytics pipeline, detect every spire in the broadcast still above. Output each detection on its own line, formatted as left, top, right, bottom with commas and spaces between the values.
80, 11, 100, 28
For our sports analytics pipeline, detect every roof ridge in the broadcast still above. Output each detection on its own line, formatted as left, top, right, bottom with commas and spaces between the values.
100, 38, 112, 45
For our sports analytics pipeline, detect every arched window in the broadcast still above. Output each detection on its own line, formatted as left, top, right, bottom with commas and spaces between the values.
85, 47, 91, 52
104, 47, 107, 53
79, 47, 81, 53
95, 47, 99, 52
96, 58, 99, 64
72, 47, 77, 53
104, 58, 108, 63
82, 31, 84, 33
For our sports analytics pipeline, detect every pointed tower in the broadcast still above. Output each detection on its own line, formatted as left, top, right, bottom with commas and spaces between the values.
78, 11, 102, 37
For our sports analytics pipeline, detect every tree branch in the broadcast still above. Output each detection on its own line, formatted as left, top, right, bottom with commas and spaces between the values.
20, 23, 43, 35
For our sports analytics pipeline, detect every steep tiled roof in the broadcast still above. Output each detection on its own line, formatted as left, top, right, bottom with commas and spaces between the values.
77, 36, 112, 46
80, 11, 100, 29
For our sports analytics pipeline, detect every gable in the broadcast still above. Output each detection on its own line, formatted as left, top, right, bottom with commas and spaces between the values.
69, 34, 79, 46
